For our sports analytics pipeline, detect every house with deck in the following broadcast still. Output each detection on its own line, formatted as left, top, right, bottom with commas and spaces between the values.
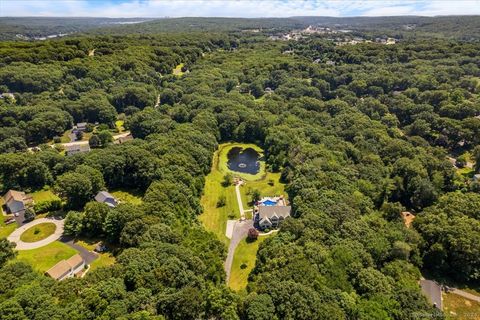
45, 254, 85, 281
254, 196, 291, 230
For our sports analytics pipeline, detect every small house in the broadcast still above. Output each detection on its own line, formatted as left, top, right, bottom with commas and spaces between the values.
2, 190, 33, 215
65, 144, 91, 156
94, 191, 118, 208
45, 254, 85, 281
114, 134, 133, 145
473, 174, 480, 182
75, 123, 87, 132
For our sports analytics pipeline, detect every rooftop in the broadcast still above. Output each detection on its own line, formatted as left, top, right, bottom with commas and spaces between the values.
45, 254, 83, 280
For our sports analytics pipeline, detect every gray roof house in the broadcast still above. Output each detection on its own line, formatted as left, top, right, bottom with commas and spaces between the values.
257, 206, 291, 230
65, 144, 91, 156
75, 122, 87, 131
2, 190, 33, 215
94, 191, 118, 208
473, 173, 480, 182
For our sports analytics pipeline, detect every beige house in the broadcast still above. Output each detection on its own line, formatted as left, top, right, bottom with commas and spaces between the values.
45, 254, 84, 281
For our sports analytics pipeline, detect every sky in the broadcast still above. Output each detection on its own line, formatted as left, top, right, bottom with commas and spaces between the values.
1, 0, 480, 18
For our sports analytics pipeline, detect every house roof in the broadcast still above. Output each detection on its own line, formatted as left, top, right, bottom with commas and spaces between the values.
45, 254, 83, 280
65, 144, 91, 152
77, 122, 87, 127
258, 206, 291, 220
95, 191, 116, 203
3, 190, 26, 203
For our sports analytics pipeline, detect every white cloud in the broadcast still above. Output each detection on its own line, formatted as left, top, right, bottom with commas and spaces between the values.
1, 0, 480, 18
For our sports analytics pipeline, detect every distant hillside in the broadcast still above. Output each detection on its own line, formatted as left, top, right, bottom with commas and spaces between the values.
0, 17, 156, 40
1, 16, 479, 41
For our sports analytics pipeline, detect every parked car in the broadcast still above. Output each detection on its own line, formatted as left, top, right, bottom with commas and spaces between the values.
94, 244, 108, 253
14, 212, 19, 217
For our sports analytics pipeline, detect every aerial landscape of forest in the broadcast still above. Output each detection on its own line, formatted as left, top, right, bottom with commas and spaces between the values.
0, 1, 479, 319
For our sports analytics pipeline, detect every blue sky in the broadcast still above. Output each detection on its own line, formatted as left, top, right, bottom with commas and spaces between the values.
1, 1, 480, 18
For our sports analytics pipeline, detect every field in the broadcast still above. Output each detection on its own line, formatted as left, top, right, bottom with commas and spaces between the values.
30, 189, 60, 203
443, 292, 480, 320
0, 197, 16, 238
110, 189, 143, 205
20, 222, 56, 242
15, 241, 77, 272
229, 236, 269, 292
200, 145, 241, 244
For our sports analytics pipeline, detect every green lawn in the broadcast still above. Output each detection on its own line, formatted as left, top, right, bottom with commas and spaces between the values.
30, 189, 60, 203
110, 189, 143, 205
20, 222, 56, 242
200, 147, 240, 244
217, 143, 266, 181
443, 292, 480, 320
0, 197, 16, 239
229, 236, 269, 292
15, 241, 77, 272
173, 63, 185, 76
240, 172, 286, 208
90, 252, 116, 271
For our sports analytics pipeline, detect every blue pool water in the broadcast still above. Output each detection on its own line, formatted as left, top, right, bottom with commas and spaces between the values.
262, 200, 277, 206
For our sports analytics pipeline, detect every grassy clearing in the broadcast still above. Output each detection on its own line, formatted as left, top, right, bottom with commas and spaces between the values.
173, 63, 184, 76
110, 189, 143, 205
16, 241, 77, 272
443, 292, 480, 320
229, 236, 269, 292
90, 252, 116, 271
0, 219, 16, 239
200, 147, 240, 244
240, 172, 286, 208
30, 189, 60, 203
217, 143, 266, 181
20, 222, 56, 242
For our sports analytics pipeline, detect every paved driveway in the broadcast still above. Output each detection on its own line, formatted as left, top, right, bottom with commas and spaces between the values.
420, 279, 443, 310
60, 237, 98, 265
225, 219, 253, 283
7, 217, 65, 250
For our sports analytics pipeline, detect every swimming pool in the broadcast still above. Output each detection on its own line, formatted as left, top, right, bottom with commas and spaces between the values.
261, 199, 277, 206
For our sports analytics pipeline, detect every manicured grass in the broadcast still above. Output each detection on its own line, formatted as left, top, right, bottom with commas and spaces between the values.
30, 189, 60, 203
200, 147, 240, 244
90, 252, 116, 271
110, 189, 143, 205
217, 143, 266, 181
443, 292, 480, 320
240, 172, 286, 208
173, 63, 185, 76
0, 218, 16, 239
229, 236, 269, 292
20, 222, 56, 242
15, 241, 77, 272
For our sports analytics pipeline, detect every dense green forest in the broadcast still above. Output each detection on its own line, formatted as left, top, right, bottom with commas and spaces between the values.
0, 16, 479, 319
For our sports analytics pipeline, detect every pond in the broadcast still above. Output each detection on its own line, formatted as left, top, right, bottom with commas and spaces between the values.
227, 147, 261, 175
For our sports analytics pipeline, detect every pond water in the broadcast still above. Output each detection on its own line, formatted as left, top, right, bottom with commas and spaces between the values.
227, 147, 261, 174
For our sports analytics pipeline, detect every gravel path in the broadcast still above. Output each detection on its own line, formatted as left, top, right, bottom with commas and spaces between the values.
7, 217, 64, 250
451, 289, 480, 302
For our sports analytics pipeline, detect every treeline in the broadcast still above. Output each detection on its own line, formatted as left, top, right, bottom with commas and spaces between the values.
0, 33, 233, 147
0, 28, 479, 319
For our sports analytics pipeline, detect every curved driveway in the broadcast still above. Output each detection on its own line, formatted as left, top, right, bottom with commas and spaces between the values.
7, 218, 64, 250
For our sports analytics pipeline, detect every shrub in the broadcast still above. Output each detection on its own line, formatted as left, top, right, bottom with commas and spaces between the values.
248, 228, 259, 240
34, 199, 62, 214
53, 136, 61, 143
222, 173, 233, 187
216, 194, 226, 207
